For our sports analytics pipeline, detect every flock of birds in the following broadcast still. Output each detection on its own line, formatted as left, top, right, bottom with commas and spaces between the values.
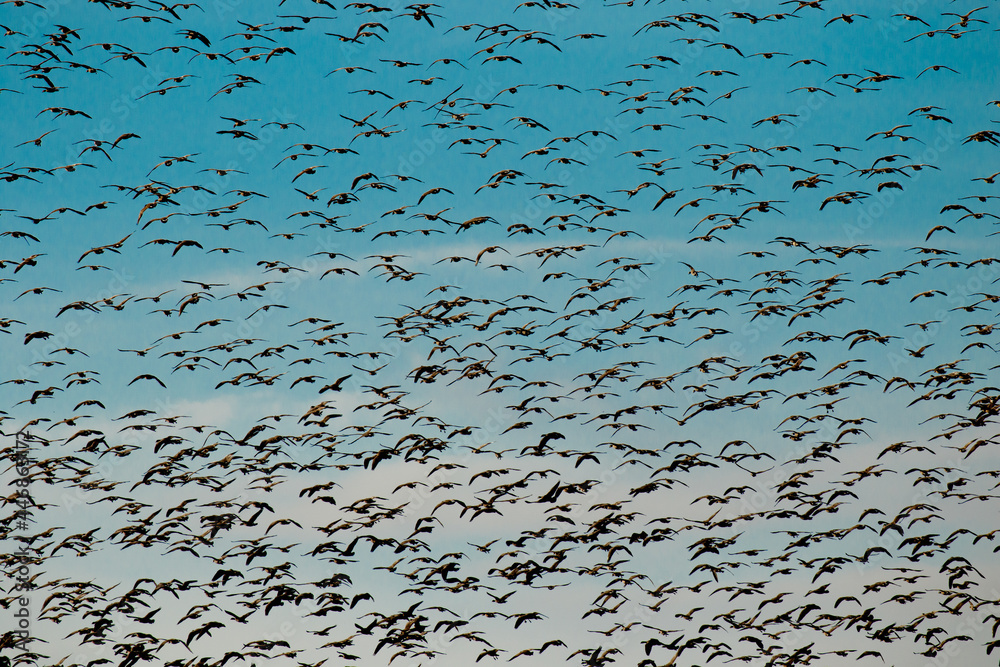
2, 1, 1000, 666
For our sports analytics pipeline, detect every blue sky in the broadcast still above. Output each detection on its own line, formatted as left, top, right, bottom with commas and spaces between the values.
2, 1, 1000, 666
